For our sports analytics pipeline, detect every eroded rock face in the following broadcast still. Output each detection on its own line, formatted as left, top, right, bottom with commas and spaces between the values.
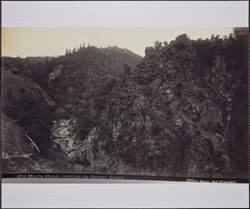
49, 64, 64, 81
1, 113, 34, 160
84, 32, 248, 178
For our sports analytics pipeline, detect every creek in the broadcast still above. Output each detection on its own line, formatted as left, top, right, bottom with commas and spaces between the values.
50, 117, 94, 171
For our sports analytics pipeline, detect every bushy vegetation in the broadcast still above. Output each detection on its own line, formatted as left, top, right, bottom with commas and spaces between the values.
90, 28, 248, 177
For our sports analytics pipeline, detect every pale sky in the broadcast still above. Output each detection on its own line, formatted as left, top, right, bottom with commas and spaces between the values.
2, 28, 234, 57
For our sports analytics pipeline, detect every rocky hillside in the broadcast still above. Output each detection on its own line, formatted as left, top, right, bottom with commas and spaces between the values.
1, 45, 142, 172
47, 46, 142, 122
82, 29, 248, 178
48, 46, 141, 142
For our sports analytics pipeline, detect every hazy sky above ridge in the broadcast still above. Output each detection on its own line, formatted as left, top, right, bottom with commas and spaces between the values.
2, 28, 234, 57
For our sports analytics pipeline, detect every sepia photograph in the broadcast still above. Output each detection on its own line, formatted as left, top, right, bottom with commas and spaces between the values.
1, 27, 248, 182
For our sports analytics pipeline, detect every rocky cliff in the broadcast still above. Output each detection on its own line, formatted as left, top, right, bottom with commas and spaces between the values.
81, 30, 248, 178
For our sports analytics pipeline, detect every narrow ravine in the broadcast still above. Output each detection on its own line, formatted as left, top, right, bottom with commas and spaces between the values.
51, 118, 78, 158
50, 117, 95, 172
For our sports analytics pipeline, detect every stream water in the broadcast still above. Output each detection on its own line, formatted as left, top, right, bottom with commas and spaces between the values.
51, 118, 77, 157
50, 117, 95, 171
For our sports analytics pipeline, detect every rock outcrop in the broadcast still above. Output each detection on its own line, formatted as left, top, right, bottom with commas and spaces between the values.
83, 31, 248, 178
